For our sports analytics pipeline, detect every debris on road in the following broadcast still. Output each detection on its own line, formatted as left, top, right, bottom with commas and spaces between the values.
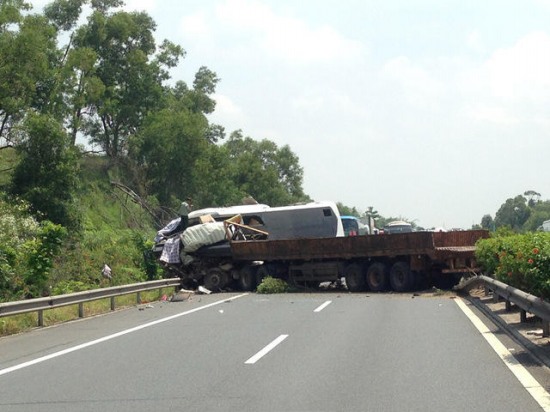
171, 289, 195, 302
198, 285, 212, 295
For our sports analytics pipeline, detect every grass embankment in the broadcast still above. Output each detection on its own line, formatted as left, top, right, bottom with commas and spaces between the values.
1, 154, 171, 336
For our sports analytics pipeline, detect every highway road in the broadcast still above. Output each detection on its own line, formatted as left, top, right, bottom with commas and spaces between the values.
1, 292, 550, 411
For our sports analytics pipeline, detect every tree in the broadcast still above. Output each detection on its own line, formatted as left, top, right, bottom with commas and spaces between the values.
10, 113, 80, 229
523, 200, 550, 232
337, 203, 360, 217
72, 4, 184, 157
189, 66, 220, 115
129, 66, 222, 206
192, 144, 241, 208
224, 131, 309, 206
130, 107, 207, 205
480, 214, 495, 231
0, 2, 58, 147
524, 190, 541, 208
494, 195, 530, 231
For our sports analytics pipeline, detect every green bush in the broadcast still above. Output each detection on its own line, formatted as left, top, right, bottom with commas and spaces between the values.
51, 280, 89, 295
256, 276, 289, 294
0, 197, 67, 300
476, 232, 550, 298
23, 221, 67, 297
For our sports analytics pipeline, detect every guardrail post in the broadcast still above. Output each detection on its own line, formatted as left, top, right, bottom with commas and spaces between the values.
543, 322, 550, 338
78, 302, 84, 318
492, 292, 499, 303
38, 310, 44, 327
110, 297, 115, 311
520, 310, 527, 323
505, 300, 512, 312
137, 292, 141, 304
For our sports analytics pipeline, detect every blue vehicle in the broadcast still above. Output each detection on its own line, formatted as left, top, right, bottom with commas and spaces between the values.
341, 216, 360, 236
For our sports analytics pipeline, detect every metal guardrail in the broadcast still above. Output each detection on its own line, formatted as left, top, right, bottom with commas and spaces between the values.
455, 275, 550, 337
0, 278, 182, 327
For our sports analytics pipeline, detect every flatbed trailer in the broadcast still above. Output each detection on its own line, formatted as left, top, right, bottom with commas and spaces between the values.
228, 229, 489, 292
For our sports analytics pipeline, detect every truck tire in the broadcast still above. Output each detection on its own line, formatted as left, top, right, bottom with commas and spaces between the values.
366, 262, 389, 291
255, 265, 272, 286
238, 265, 258, 291
345, 263, 366, 292
389, 261, 413, 292
203, 268, 229, 291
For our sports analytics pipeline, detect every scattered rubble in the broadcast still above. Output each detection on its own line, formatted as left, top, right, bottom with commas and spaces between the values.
170, 289, 195, 302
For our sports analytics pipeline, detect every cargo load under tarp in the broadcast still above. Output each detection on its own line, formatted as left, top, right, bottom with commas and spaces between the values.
182, 222, 227, 253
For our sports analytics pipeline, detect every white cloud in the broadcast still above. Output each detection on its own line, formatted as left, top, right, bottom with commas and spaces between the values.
459, 31, 550, 125
290, 95, 326, 112
482, 31, 550, 100
462, 105, 519, 125
180, 12, 211, 37
214, 0, 363, 63
208, 93, 247, 129
380, 56, 444, 109
466, 29, 484, 53
123, 0, 158, 12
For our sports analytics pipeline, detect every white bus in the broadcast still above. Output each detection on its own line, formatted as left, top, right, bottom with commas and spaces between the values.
189, 201, 344, 239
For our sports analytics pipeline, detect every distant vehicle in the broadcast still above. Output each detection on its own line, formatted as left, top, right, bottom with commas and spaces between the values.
358, 221, 370, 235
341, 216, 360, 236
383, 220, 413, 234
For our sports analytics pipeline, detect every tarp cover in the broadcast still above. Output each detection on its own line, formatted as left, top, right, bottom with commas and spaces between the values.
182, 222, 227, 253
160, 236, 181, 264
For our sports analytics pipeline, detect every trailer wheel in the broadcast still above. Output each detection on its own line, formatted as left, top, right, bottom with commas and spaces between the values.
203, 268, 229, 291
345, 263, 366, 292
238, 265, 258, 291
389, 261, 413, 292
255, 265, 271, 286
366, 262, 389, 291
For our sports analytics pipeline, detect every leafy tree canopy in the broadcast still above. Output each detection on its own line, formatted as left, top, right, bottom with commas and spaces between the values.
10, 113, 80, 229
482, 190, 550, 233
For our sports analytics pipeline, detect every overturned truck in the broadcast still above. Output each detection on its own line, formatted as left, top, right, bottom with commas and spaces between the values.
153, 202, 488, 292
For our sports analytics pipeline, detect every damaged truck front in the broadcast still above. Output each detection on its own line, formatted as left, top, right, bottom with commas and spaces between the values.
152, 201, 344, 291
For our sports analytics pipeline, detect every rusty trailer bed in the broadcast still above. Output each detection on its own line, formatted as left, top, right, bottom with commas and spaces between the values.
229, 230, 488, 262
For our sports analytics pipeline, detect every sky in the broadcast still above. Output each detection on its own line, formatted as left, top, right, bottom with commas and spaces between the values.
34, 0, 550, 229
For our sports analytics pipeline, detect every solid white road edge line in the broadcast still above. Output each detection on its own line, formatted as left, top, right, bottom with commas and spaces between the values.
245, 334, 289, 364
0, 293, 249, 377
314, 300, 332, 313
455, 297, 550, 411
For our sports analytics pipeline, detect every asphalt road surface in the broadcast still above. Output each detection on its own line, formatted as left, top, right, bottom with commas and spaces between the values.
1, 292, 550, 411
